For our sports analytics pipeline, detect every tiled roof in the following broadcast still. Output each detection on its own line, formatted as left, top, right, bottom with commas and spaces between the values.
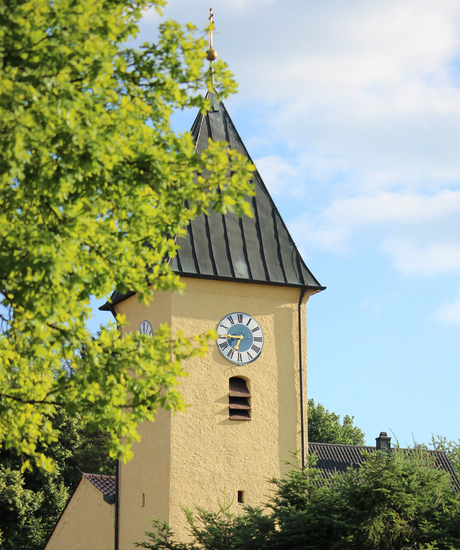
309, 442, 460, 491
83, 473, 116, 498
101, 93, 323, 311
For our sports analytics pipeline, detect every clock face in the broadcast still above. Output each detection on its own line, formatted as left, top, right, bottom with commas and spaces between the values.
216, 312, 264, 365
138, 320, 153, 336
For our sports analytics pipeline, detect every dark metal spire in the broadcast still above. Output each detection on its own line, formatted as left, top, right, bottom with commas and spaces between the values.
170, 92, 323, 290
101, 93, 323, 311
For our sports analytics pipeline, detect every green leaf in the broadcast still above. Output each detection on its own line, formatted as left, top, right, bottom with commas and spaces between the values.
0, 0, 253, 469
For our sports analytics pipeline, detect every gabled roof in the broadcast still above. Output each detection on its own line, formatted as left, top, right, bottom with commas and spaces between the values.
83, 473, 116, 500
43, 473, 116, 548
170, 93, 323, 290
309, 442, 460, 491
101, 93, 323, 311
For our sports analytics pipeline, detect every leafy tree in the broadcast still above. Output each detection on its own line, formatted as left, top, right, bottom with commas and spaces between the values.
0, 466, 45, 550
0, 0, 254, 469
308, 399, 365, 445
0, 464, 67, 550
137, 450, 460, 550
0, 408, 115, 549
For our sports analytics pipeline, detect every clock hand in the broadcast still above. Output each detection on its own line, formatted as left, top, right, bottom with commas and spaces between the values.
227, 333, 244, 350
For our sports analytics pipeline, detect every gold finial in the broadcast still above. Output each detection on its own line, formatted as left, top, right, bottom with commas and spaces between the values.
206, 8, 218, 62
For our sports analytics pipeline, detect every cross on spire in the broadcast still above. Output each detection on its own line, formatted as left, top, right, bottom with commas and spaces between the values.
206, 8, 218, 62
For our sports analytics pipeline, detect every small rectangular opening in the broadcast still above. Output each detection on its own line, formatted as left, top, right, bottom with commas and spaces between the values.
237, 490, 244, 504
229, 377, 251, 420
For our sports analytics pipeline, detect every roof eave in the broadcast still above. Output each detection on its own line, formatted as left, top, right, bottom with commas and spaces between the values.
99, 276, 326, 313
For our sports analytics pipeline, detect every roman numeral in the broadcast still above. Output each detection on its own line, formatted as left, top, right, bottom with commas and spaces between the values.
227, 349, 234, 359
237, 314, 243, 323
237, 353, 242, 362
251, 344, 260, 353
254, 336, 262, 342
219, 324, 229, 330
247, 351, 253, 360
246, 318, 252, 326
227, 315, 235, 325
251, 327, 260, 333
219, 342, 229, 351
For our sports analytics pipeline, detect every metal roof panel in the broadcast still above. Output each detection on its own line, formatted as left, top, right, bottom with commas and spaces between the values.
101, 93, 323, 311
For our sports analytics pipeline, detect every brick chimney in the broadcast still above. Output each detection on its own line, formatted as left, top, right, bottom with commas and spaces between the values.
376, 431, 391, 453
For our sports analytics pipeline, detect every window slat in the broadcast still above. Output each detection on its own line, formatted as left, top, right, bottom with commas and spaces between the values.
229, 377, 250, 397
229, 396, 251, 410
229, 410, 251, 421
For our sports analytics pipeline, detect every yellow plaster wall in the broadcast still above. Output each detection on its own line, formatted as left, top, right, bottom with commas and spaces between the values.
116, 291, 173, 550
45, 477, 114, 550
117, 278, 311, 547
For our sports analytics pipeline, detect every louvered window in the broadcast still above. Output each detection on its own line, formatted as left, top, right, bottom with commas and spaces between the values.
229, 377, 251, 421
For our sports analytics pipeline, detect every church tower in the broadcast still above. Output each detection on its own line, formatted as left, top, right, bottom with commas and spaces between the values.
103, 93, 323, 547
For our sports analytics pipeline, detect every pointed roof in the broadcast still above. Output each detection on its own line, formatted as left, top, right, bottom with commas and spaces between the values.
171, 93, 322, 289
101, 94, 323, 310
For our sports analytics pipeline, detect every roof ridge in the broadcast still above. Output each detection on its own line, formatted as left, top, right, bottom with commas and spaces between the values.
309, 442, 375, 449
83, 472, 116, 479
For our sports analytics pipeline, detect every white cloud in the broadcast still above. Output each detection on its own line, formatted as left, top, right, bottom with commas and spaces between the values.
290, 190, 460, 273
254, 155, 303, 198
138, 0, 460, 277
230, 1, 460, 192
291, 190, 460, 244
434, 292, 460, 322
384, 238, 460, 274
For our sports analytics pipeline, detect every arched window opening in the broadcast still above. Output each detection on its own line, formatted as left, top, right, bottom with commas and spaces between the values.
229, 377, 251, 421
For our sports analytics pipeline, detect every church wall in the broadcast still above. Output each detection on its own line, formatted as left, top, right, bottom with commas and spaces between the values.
167, 277, 309, 539
115, 278, 311, 547
44, 477, 114, 550
115, 290, 173, 550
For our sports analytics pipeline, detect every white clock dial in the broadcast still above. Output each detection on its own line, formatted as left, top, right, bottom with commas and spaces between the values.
138, 320, 153, 336
216, 312, 263, 365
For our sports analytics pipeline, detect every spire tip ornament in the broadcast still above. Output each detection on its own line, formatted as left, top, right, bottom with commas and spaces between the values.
206, 8, 218, 62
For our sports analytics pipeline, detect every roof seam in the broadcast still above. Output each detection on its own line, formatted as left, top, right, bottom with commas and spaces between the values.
238, 216, 253, 280
250, 193, 270, 282
272, 208, 288, 284
186, 207, 201, 275
217, 106, 237, 278
204, 214, 218, 276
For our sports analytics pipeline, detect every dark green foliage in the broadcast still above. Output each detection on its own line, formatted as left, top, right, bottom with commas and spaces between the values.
308, 399, 365, 445
0, 408, 114, 549
0, 466, 46, 550
431, 435, 460, 480
137, 450, 460, 550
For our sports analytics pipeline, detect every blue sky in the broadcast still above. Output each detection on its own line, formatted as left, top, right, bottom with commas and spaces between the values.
98, 0, 460, 447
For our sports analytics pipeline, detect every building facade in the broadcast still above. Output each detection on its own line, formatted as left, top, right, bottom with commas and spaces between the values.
45, 93, 323, 549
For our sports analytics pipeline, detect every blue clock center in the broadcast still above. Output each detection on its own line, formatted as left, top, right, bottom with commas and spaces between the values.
227, 324, 253, 352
